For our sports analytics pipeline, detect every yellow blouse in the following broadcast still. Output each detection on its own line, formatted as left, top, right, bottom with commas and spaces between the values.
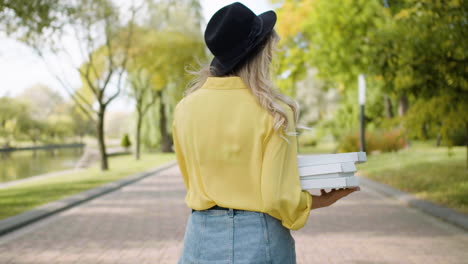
171, 76, 312, 230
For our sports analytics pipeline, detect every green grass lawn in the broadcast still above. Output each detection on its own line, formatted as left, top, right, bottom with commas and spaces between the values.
0, 152, 175, 220
357, 144, 468, 214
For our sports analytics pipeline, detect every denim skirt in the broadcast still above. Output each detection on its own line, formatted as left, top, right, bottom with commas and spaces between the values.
177, 207, 296, 264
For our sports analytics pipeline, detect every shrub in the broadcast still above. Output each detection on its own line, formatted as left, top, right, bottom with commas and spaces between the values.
337, 129, 406, 153
448, 127, 466, 146
337, 131, 379, 153
121, 133, 132, 149
298, 132, 318, 147
379, 129, 406, 152
337, 132, 361, 153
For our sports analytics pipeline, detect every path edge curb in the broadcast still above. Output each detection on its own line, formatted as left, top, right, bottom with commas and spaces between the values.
356, 174, 468, 231
0, 160, 178, 237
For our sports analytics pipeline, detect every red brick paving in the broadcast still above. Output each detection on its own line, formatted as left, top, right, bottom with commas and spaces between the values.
0, 164, 467, 263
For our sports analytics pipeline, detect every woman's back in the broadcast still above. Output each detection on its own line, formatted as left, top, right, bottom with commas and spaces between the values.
173, 75, 312, 231
173, 76, 270, 209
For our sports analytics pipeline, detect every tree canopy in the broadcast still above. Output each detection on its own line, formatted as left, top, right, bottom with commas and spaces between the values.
274, 0, 467, 149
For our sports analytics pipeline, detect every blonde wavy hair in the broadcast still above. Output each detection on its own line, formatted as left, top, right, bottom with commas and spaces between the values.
184, 29, 310, 143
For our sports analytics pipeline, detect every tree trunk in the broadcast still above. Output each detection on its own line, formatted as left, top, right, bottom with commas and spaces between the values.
398, 95, 409, 116
135, 113, 142, 160
422, 122, 428, 140
97, 106, 109, 171
158, 92, 172, 152
436, 133, 441, 147
397, 94, 410, 148
466, 122, 467, 168
384, 94, 394, 118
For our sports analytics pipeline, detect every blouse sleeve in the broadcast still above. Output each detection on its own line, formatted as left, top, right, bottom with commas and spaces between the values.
260, 104, 313, 230
172, 107, 190, 190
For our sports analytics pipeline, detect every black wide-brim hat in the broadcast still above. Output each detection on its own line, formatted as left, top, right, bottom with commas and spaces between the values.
204, 2, 277, 76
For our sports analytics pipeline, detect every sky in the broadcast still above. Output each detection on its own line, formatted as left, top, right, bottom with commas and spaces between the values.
0, 0, 275, 112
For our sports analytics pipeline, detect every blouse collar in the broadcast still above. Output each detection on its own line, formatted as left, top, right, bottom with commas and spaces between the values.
201, 76, 248, 90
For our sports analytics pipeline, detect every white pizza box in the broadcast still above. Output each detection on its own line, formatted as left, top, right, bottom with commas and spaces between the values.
298, 162, 356, 177
297, 152, 367, 167
300, 175, 360, 190
300, 172, 354, 180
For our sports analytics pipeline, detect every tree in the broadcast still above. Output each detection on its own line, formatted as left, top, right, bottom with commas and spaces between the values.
275, 0, 386, 89
125, 27, 162, 160
370, 0, 467, 163
68, 103, 95, 143
0, 96, 38, 146
274, 0, 388, 140
138, 0, 206, 153
16, 84, 64, 121
27, 0, 139, 170
274, 0, 467, 164
127, 26, 206, 157
0, 0, 75, 38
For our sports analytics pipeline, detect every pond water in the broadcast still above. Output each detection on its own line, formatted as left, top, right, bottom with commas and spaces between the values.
0, 147, 84, 183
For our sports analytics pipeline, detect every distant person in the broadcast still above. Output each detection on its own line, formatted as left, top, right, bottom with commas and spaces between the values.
172, 2, 360, 263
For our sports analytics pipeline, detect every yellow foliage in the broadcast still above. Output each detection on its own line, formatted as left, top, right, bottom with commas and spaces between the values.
276, 0, 314, 40
4, 120, 17, 132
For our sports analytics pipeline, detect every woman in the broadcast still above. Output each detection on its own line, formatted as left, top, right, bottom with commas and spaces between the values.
172, 2, 360, 264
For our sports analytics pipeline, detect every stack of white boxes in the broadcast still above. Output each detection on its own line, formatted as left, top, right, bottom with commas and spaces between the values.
297, 152, 367, 190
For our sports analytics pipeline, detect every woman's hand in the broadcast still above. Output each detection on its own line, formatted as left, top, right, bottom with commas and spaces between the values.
311, 187, 360, 210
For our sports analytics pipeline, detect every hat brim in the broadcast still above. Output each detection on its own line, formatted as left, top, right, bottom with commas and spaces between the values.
210, 10, 277, 76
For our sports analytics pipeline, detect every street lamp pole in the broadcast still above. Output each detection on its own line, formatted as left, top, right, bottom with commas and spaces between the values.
358, 74, 366, 152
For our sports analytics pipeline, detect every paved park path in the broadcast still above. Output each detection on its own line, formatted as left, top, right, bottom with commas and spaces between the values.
1, 164, 467, 264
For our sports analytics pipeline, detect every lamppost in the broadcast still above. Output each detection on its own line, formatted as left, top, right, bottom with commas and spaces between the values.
356, 1, 388, 153
358, 74, 366, 152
